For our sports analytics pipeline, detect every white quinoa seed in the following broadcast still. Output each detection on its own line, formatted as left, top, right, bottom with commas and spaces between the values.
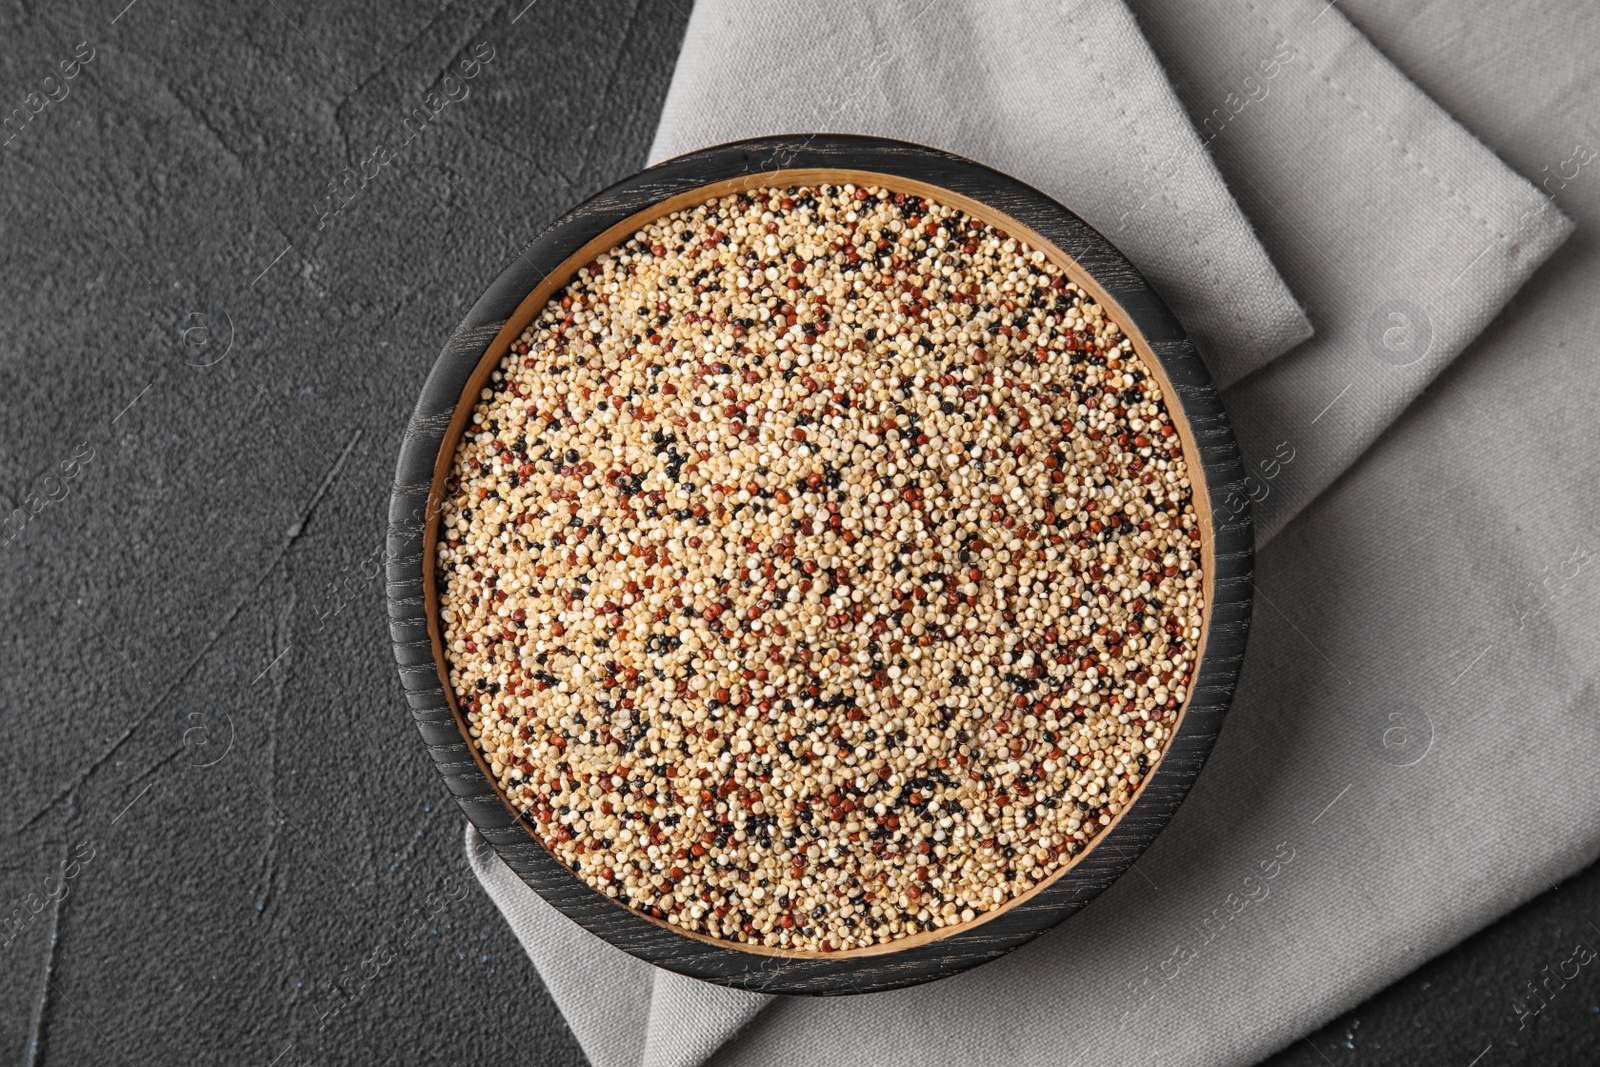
439, 185, 1205, 953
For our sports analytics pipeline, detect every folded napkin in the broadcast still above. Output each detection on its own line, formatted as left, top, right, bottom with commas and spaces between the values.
1125, 0, 1570, 542
469, 1, 1584, 1064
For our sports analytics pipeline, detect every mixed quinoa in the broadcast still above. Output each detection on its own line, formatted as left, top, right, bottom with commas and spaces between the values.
437, 184, 1205, 951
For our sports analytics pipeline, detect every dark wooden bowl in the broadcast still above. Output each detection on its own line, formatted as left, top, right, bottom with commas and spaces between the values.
387, 134, 1253, 995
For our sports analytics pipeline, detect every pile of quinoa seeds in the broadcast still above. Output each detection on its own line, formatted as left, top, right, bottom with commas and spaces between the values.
439, 184, 1205, 953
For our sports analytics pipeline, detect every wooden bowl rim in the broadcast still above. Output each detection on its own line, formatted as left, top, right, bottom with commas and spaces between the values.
387, 133, 1253, 995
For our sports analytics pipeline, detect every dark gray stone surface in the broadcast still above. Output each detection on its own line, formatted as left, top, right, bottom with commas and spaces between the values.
0, 1, 685, 1063
1266, 857, 1600, 1066
2, 0, 1596, 1063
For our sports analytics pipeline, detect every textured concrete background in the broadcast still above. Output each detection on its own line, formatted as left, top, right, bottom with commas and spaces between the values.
0, 0, 1595, 1064
0, 0, 684, 1063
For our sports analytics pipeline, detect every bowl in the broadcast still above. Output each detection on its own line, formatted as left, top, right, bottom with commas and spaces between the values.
387, 134, 1252, 995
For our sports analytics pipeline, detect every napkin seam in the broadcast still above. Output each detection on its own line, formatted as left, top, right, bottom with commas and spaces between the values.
1243, 0, 1515, 242
1063, 3, 1247, 353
